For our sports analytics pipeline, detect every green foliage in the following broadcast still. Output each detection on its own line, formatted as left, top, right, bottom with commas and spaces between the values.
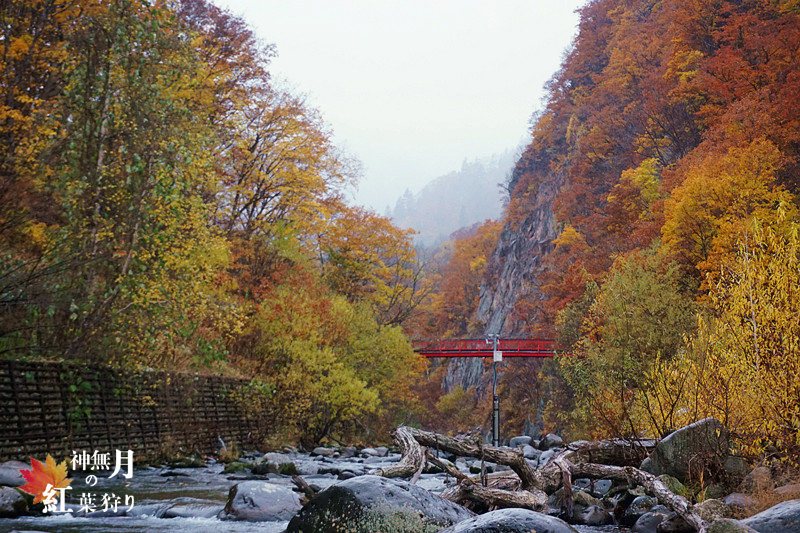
559, 245, 697, 439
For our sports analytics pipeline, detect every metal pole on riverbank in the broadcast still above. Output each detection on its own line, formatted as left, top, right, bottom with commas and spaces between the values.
488, 335, 502, 447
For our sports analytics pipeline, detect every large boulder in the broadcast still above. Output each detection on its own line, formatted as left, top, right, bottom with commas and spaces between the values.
218, 480, 301, 521
437, 508, 577, 533
539, 434, 564, 450
708, 519, 760, 532
741, 498, 800, 533
509, 436, 532, 448
0, 486, 28, 517
0, 461, 27, 487
285, 475, 474, 532
695, 498, 733, 522
641, 418, 729, 483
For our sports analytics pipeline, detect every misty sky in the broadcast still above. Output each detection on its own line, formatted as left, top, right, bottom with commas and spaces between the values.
212, 0, 586, 211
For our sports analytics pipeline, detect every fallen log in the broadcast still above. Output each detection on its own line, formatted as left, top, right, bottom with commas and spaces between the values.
406, 426, 542, 490
441, 479, 548, 512
378, 426, 709, 532
374, 426, 426, 479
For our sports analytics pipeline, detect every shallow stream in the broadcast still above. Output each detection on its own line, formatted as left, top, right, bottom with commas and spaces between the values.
0, 453, 625, 532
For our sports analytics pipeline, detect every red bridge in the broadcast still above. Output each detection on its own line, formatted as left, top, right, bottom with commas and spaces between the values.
412, 338, 557, 358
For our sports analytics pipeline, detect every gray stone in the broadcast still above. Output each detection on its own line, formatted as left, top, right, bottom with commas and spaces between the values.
705, 483, 730, 500
523, 445, 541, 460
742, 498, 800, 533
709, 518, 760, 532
342, 446, 358, 458
510, 436, 532, 448
724, 493, 758, 514
775, 484, 800, 498
295, 462, 319, 475
0, 487, 28, 518
540, 449, 556, 466
625, 495, 656, 526
724, 456, 751, 485
312, 447, 336, 457
574, 505, 613, 526
590, 479, 613, 497
574, 489, 601, 508
0, 461, 27, 488
641, 418, 729, 483
657, 512, 694, 532
264, 452, 292, 464
539, 433, 564, 450
163, 500, 223, 519
361, 447, 380, 457
374, 446, 389, 457
437, 508, 577, 533
285, 475, 475, 532
633, 510, 670, 533
695, 499, 732, 522
218, 481, 302, 521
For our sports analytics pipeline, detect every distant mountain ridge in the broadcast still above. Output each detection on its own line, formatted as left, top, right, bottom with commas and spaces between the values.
387, 151, 514, 246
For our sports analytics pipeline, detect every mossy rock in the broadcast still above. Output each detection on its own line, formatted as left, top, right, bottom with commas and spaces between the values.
223, 462, 249, 474
167, 456, 205, 468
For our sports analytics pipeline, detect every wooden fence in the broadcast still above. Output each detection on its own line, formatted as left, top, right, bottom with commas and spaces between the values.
0, 359, 274, 462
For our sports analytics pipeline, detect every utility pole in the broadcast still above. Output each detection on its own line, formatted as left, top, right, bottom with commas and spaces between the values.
487, 334, 502, 446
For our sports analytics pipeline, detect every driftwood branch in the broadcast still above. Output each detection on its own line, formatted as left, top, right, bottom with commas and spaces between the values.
441, 479, 548, 512
374, 426, 425, 478
554, 453, 574, 522
406, 426, 542, 490
379, 426, 709, 532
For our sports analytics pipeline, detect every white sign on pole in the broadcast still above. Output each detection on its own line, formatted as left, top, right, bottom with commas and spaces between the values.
493, 350, 503, 362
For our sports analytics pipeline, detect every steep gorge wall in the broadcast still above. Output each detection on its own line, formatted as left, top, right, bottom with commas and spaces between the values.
442, 163, 562, 394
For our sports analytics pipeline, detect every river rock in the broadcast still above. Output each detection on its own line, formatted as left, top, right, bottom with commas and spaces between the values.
641, 418, 728, 483
523, 445, 541, 460
741, 498, 800, 533
374, 446, 389, 457
539, 433, 564, 450
695, 498, 732, 522
342, 446, 358, 458
724, 456, 751, 485
264, 452, 292, 464
657, 511, 694, 532
312, 447, 336, 457
162, 499, 223, 519
0, 486, 28, 517
361, 447, 380, 457
574, 505, 613, 526
724, 493, 758, 515
218, 480, 301, 521
437, 508, 577, 533
775, 484, 800, 498
510, 436, 532, 448
540, 449, 556, 466
285, 475, 474, 532
625, 495, 656, 526
0, 461, 27, 488
632, 509, 670, 533
708, 518, 760, 532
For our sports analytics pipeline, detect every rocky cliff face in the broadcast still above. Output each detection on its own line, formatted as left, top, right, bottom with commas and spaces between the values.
476, 171, 561, 337
441, 163, 562, 394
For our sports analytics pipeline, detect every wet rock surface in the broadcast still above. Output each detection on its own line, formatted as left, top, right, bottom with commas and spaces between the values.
438, 508, 578, 533
741, 498, 800, 533
285, 474, 475, 532
218, 481, 301, 521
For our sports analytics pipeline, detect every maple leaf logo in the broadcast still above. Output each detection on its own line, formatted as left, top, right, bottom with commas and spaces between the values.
19, 455, 72, 504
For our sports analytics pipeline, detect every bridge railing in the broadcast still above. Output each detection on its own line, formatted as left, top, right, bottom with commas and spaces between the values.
412, 338, 558, 357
